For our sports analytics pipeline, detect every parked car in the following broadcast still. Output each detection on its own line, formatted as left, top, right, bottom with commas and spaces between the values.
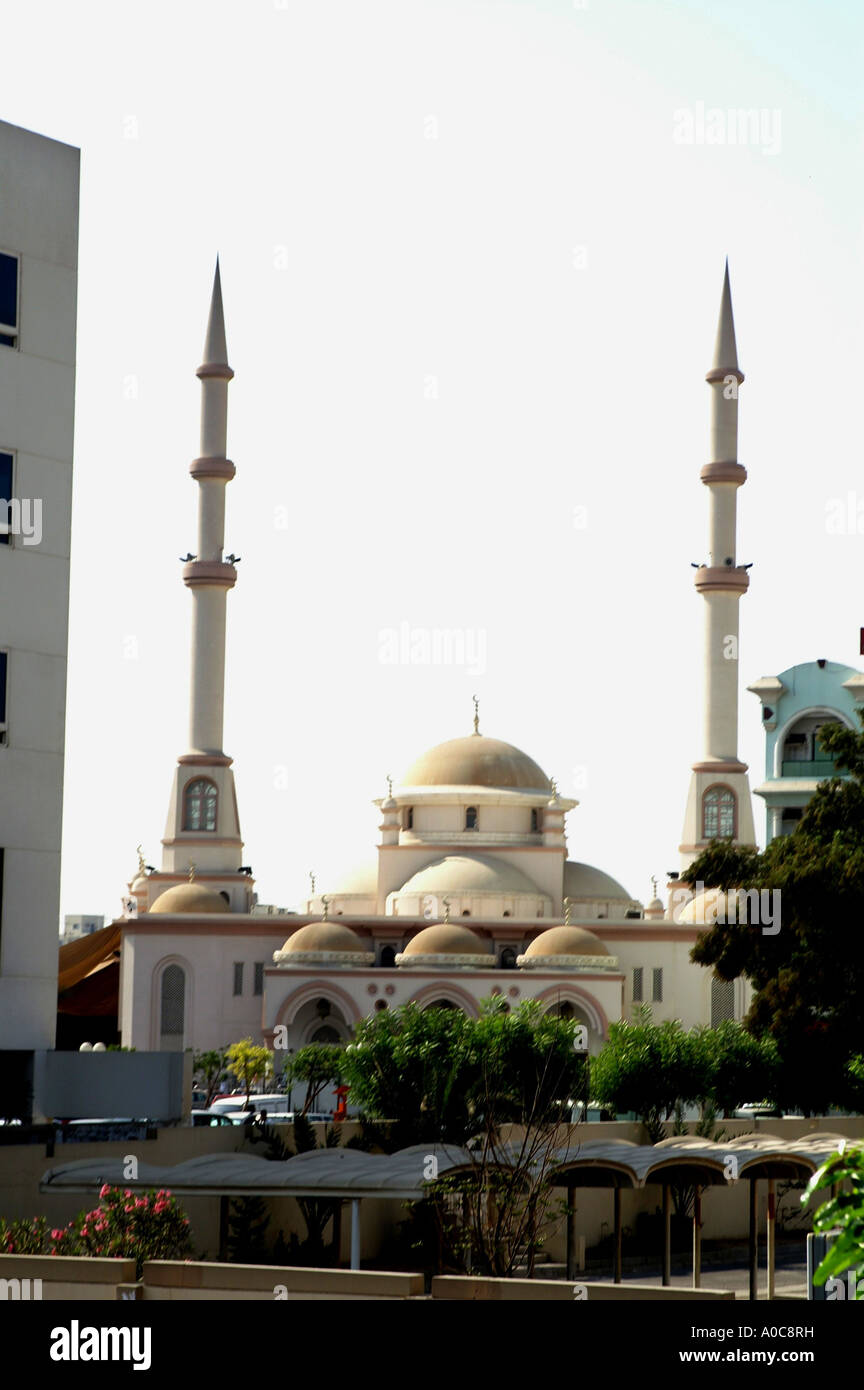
190, 1108, 240, 1127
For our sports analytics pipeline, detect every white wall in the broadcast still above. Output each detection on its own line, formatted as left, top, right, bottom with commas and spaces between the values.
0, 120, 79, 1049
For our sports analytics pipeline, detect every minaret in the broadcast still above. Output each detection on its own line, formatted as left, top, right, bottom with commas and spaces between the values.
679, 263, 756, 872
146, 262, 254, 912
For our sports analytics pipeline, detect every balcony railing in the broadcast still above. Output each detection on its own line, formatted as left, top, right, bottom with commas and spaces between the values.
780, 759, 840, 778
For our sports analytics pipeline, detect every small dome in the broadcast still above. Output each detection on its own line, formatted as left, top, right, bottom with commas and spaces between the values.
678, 888, 742, 925
150, 882, 228, 914
330, 861, 378, 896
279, 921, 367, 955
399, 854, 540, 897
401, 734, 551, 792
523, 926, 609, 959
130, 874, 149, 894
563, 861, 632, 903
400, 923, 495, 958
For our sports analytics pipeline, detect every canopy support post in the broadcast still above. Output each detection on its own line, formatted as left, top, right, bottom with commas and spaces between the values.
692, 1185, 702, 1289
767, 1179, 775, 1300
350, 1198, 361, 1270
662, 1185, 671, 1287
614, 1186, 623, 1284
748, 1179, 758, 1301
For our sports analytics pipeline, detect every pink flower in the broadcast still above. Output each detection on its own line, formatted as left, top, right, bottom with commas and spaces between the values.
51, 1228, 63, 1239
99, 1184, 111, 1199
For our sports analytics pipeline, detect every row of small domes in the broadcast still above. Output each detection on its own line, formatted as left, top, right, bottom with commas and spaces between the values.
274, 919, 609, 960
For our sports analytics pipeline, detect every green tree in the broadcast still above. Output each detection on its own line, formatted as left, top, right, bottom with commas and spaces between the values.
802, 1145, 864, 1299
194, 1048, 228, 1106
226, 1038, 273, 1107
289, 1043, 345, 1116
590, 1007, 709, 1141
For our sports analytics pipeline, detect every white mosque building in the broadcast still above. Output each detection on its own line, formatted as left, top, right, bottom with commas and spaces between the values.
117, 262, 764, 1059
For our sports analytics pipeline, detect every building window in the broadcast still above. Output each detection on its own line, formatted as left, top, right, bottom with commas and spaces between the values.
499, 947, 518, 969
159, 964, 185, 1050
702, 785, 736, 840
0, 253, 18, 348
652, 967, 663, 1002
632, 967, 643, 1002
233, 962, 243, 996
530, 808, 539, 832
0, 452, 12, 547
183, 778, 218, 831
379, 945, 396, 968
465, 806, 478, 830
0, 650, 6, 744
253, 962, 264, 996
405, 806, 413, 830
711, 976, 735, 1026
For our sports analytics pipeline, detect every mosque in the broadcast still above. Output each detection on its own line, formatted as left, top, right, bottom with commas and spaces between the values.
110, 262, 864, 1062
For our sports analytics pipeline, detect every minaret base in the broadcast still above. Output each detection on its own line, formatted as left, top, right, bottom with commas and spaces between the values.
679, 764, 756, 875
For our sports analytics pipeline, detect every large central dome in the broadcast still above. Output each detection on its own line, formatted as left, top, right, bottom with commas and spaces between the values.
401, 734, 551, 792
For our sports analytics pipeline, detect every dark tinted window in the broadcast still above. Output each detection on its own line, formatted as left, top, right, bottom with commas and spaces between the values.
0, 453, 12, 545
0, 254, 17, 345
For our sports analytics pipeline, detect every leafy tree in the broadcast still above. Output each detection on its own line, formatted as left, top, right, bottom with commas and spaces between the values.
226, 1038, 273, 1107
682, 710, 864, 1112
695, 1021, 780, 1118
590, 1007, 709, 1141
194, 1048, 228, 1106
803, 1145, 864, 1299
289, 1043, 345, 1116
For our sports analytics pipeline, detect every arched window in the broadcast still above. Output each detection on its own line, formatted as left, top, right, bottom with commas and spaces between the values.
379, 945, 396, 968
183, 778, 218, 832
500, 947, 517, 969
530, 808, 539, 833
702, 785, 736, 839
462, 909, 471, 917
159, 964, 185, 1051
465, 806, 478, 830
405, 807, 414, 830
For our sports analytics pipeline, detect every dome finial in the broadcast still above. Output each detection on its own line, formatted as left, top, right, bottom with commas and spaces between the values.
472, 694, 480, 735
136, 844, 146, 875
309, 869, 316, 896
188, 861, 196, 882
442, 896, 452, 923
386, 773, 393, 797
651, 874, 658, 899
564, 896, 573, 926
321, 894, 330, 921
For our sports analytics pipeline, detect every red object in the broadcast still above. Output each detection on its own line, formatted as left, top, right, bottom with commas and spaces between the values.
333, 1085, 349, 1122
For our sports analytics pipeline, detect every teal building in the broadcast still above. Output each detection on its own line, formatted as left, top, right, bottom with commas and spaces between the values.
747, 660, 864, 843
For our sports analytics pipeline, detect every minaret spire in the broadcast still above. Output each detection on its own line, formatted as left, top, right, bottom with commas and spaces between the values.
145, 260, 253, 914
679, 264, 756, 871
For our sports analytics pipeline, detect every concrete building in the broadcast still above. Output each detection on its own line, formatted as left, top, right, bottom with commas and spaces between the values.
748, 659, 864, 843
61, 915, 105, 944
117, 262, 760, 1062
0, 120, 79, 1050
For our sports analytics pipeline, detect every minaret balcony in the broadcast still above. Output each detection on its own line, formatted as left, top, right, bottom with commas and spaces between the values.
693, 566, 749, 595
182, 560, 237, 589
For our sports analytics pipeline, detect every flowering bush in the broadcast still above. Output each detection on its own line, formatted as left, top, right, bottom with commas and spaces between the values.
1, 1187, 192, 1278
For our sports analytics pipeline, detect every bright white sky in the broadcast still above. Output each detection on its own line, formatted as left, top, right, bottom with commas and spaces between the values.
5, 0, 864, 925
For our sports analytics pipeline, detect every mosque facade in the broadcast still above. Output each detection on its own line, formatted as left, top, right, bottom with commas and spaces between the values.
116, 261, 839, 1062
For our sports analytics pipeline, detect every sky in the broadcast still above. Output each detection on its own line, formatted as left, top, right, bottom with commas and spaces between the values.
4, 0, 864, 925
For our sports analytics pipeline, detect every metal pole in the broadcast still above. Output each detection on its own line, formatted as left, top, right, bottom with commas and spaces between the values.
662, 1186, 671, 1287
748, 1179, 758, 1302
692, 1186, 702, 1289
350, 1198, 361, 1271
566, 1185, 576, 1280
767, 1179, 775, 1301
614, 1187, 623, 1284
218, 1195, 229, 1262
